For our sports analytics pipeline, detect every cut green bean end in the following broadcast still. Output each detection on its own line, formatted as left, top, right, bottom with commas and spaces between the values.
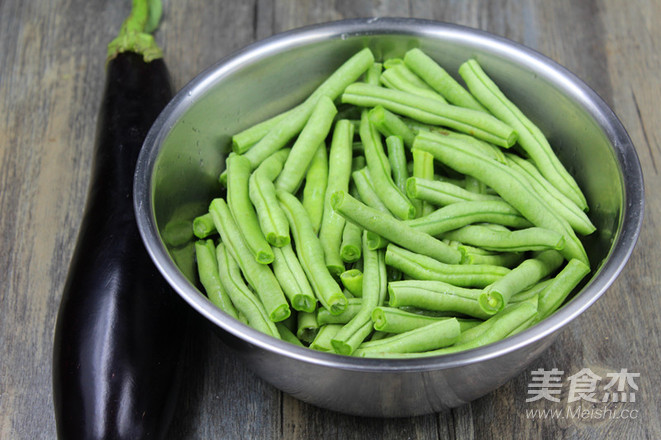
365, 231, 387, 250
478, 291, 504, 315
340, 269, 363, 297
255, 249, 275, 265
193, 216, 216, 239
341, 244, 361, 263
371, 308, 387, 332
331, 340, 353, 356
405, 177, 418, 199
292, 295, 317, 314
328, 293, 349, 315
266, 232, 290, 248
269, 303, 292, 322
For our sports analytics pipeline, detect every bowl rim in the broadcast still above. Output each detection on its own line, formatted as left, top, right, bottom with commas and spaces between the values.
134, 17, 644, 373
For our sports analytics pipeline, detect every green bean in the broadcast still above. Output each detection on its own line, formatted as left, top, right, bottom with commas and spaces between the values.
380, 63, 448, 103
479, 250, 564, 313
192, 213, 216, 239
537, 258, 591, 320
453, 243, 524, 267
277, 323, 305, 347
479, 223, 510, 233
354, 318, 460, 357
242, 47, 374, 169
319, 119, 355, 275
464, 176, 487, 194
296, 311, 319, 344
214, 243, 280, 337
368, 331, 391, 341
454, 316, 495, 346
415, 128, 507, 165
340, 268, 363, 298
463, 298, 538, 346
194, 240, 239, 319
255, 147, 289, 180
340, 220, 362, 263
403, 48, 486, 111
249, 149, 291, 247
360, 110, 417, 220
332, 237, 388, 355
340, 183, 363, 264
412, 133, 589, 265
317, 298, 363, 325
240, 107, 311, 171
397, 306, 461, 318
509, 278, 553, 303
226, 154, 274, 264
368, 105, 417, 147
209, 198, 290, 322
458, 59, 587, 210
457, 318, 482, 333
275, 96, 337, 193
351, 168, 390, 213
412, 148, 436, 217
309, 324, 342, 352
364, 61, 383, 85
372, 307, 478, 333
341, 82, 517, 148
407, 200, 532, 236
384, 59, 445, 91
330, 190, 463, 264
234, 302, 249, 324
506, 313, 538, 337
460, 295, 539, 344
302, 143, 328, 234
382, 58, 404, 68
406, 177, 501, 206
272, 244, 317, 313
232, 108, 292, 154
276, 190, 348, 314
385, 135, 409, 194
505, 153, 595, 235
373, 299, 538, 358
441, 224, 565, 253
305, 46, 381, 98
388, 280, 494, 319
459, 246, 523, 268
385, 243, 509, 288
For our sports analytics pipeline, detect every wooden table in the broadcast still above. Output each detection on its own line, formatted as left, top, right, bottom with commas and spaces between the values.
2, 1, 659, 438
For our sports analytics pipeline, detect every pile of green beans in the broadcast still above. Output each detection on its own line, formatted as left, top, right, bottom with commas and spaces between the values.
189, 47, 595, 358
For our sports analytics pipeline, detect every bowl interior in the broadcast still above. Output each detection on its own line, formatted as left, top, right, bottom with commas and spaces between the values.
136, 19, 642, 367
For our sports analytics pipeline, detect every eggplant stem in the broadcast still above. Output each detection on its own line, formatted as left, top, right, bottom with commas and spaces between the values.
107, 0, 164, 63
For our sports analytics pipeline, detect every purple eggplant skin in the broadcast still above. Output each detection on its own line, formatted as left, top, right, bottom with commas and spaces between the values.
52, 51, 188, 440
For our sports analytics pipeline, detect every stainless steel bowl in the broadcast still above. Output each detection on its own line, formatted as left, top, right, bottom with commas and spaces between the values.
134, 18, 644, 417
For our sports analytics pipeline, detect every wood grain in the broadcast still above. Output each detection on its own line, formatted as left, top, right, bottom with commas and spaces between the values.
1, 0, 659, 439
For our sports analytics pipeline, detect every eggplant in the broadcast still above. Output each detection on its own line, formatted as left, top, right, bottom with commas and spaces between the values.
52, 3, 188, 439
